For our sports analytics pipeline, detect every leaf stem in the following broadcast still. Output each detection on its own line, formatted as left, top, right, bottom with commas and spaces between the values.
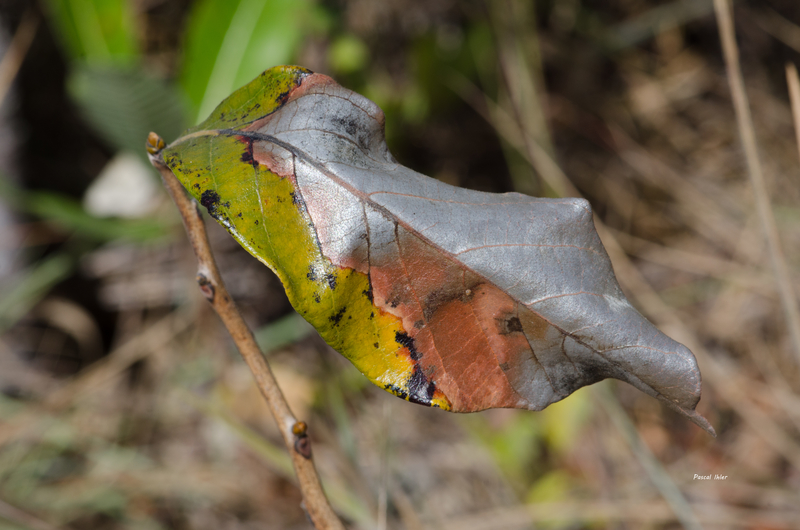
147, 133, 345, 530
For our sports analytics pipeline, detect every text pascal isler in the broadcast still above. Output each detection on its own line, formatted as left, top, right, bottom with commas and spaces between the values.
693, 474, 727, 480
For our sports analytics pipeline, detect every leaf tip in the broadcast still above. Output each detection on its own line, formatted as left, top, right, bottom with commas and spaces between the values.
659, 396, 716, 437
690, 411, 717, 438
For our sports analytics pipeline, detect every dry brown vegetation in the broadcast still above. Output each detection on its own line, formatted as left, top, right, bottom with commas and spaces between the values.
1, 0, 800, 529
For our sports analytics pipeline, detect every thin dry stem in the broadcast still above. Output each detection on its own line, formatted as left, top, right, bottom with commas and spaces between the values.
147, 138, 344, 530
787, 63, 800, 167
713, 0, 800, 366
0, 10, 38, 106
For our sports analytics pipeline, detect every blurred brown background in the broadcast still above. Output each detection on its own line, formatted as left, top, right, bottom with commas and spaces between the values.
1, 0, 800, 528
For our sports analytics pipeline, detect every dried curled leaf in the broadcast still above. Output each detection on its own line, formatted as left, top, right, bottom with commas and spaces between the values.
163, 66, 713, 435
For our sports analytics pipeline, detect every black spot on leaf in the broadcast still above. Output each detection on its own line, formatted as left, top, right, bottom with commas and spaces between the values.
395, 331, 421, 360
241, 140, 258, 167
325, 273, 337, 290
332, 116, 358, 137
384, 383, 408, 401
504, 316, 523, 334
200, 190, 221, 215
406, 365, 436, 406
329, 307, 346, 326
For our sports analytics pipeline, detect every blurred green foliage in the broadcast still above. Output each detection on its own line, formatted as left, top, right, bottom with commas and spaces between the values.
0, 253, 73, 333
254, 311, 315, 353
328, 34, 368, 75
460, 388, 592, 498
42, 0, 139, 64
69, 64, 187, 155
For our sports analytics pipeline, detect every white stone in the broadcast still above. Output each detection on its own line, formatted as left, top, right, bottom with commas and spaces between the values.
84, 152, 159, 218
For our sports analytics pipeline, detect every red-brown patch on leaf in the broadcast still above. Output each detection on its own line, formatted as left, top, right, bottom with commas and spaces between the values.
286, 73, 338, 100
239, 138, 258, 168
233, 134, 295, 178
251, 143, 294, 177
363, 223, 546, 412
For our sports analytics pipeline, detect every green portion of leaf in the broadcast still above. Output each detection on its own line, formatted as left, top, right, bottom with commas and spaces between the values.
180, 0, 315, 122
182, 66, 311, 133
68, 64, 188, 155
41, 0, 138, 64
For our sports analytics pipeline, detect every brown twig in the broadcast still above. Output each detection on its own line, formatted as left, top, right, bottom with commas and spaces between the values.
146, 133, 345, 530
713, 0, 800, 367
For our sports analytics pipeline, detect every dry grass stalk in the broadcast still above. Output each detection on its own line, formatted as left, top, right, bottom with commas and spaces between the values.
146, 133, 345, 530
0, 10, 38, 105
713, 0, 800, 366
787, 63, 800, 166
